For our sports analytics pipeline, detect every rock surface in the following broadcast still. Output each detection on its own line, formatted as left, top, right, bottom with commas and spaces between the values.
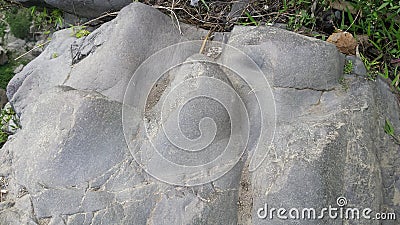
226, 26, 399, 225
1, 2, 399, 225
7, 3, 208, 114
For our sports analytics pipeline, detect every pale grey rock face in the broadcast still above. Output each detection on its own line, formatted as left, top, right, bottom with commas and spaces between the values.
0, 2, 399, 225
226, 26, 344, 91
7, 3, 208, 115
226, 26, 399, 225
346, 55, 368, 76
6, 30, 76, 115
1, 85, 240, 224
6, 39, 26, 54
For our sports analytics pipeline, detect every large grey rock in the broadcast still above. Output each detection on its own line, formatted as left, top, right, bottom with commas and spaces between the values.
0, 85, 240, 224
8, 2, 208, 114
225, 26, 399, 225
1, 2, 399, 225
5, 39, 26, 55
16, 0, 132, 18
6, 30, 76, 114
0, 3, 239, 225
132, 53, 248, 185
226, 26, 344, 91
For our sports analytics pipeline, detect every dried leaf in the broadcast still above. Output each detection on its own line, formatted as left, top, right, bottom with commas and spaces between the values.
327, 31, 357, 55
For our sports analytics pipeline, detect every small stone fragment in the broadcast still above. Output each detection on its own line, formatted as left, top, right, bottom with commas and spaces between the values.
327, 31, 357, 55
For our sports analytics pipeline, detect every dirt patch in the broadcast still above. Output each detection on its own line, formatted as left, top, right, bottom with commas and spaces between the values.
237, 160, 253, 225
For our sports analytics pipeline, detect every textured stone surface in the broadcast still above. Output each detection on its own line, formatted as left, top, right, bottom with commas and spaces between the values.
0, 2, 399, 225
346, 55, 368, 76
226, 26, 344, 91
6, 30, 76, 115
0, 86, 240, 224
225, 26, 399, 224
8, 2, 208, 114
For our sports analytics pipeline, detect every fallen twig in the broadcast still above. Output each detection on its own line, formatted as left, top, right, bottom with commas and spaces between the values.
153, 6, 183, 35
345, 10, 361, 32
14, 39, 51, 61
199, 29, 212, 54
81, 12, 119, 26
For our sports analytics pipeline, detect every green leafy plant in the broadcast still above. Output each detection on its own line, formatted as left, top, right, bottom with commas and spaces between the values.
384, 119, 395, 136
338, 76, 349, 91
200, 0, 209, 11
276, 0, 318, 32
237, 12, 261, 26
245, 12, 259, 26
5, 8, 32, 39
313, 34, 327, 41
340, 0, 400, 85
50, 9, 63, 28
0, 20, 7, 42
0, 105, 20, 147
384, 118, 400, 144
0, 58, 29, 90
0, 60, 22, 90
233, 0, 399, 89
0, 65, 14, 90
360, 53, 381, 80
378, 63, 390, 79
30, 6, 63, 32
344, 60, 353, 74
288, 9, 315, 31
70, 25, 90, 38
390, 66, 399, 89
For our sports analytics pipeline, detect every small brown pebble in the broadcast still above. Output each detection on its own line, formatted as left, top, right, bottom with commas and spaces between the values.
327, 31, 357, 55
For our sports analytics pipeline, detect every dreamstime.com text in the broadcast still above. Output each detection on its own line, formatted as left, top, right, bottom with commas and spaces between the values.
257, 197, 396, 221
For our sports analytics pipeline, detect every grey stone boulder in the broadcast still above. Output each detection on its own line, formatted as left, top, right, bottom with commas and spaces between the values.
10, 86, 128, 190
1, 2, 399, 225
5, 39, 26, 55
346, 55, 368, 76
7, 2, 208, 114
137, 53, 248, 185
12, 64, 24, 74
226, 26, 344, 91
0, 85, 244, 224
15, 0, 132, 18
225, 26, 399, 225
0, 3, 239, 225
6, 30, 76, 115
